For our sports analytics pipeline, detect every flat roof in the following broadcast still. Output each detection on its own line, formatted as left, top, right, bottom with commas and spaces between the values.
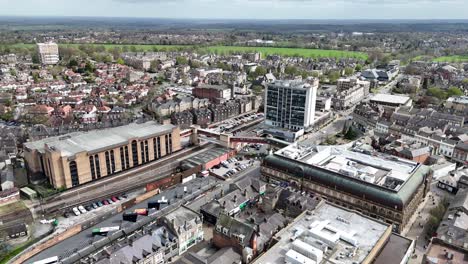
276, 145, 419, 191
265, 144, 430, 209
24, 121, 175, 158
371, 94, 410, 105
253, 203, 390, 264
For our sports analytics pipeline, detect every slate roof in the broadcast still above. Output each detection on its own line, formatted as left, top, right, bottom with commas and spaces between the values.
262, 154, 431, 210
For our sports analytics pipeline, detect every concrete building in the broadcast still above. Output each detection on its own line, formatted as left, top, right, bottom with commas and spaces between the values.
161, 205, 204, 255
23, 121, 181, 189
193, 84, 233, 103
265, 79, 318, 131
445, 96, 468, 113
261, 144, 432, 233
370, 94, 412, 108
36, 42, 59, 65
334, 78, 370, 110
253, 202, 414, 264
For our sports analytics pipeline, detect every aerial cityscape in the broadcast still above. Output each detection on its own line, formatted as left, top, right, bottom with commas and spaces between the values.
0, 1, 467, 264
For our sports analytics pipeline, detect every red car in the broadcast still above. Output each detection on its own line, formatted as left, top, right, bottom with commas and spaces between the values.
111, 196, 119, 202
103, 200, 109, 205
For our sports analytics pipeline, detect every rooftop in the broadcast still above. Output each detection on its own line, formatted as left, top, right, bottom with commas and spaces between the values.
269, 79, 317, 90
265, 144, 431, 209
447, 96, 468, 105
253, 203, 390, 264
24, 121, 175, 157
371, 94, 411, 105
276, 144, 420, 191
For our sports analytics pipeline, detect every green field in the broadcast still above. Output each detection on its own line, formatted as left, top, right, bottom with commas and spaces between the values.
413, 54, 468, 63
4, 43, 367, 59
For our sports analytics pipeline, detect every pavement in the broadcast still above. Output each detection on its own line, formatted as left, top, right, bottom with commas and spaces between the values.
300, 116, 347, 145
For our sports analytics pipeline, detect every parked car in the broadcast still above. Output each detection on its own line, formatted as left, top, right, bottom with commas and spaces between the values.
85, 205, 93, 211
72, 207, 81, 216
63, 211, 71, 218
97, 201, 104, 207
118, 195, 125, 200
92, 203, 98, 209
111, 196, 119, 202
102, 200, 109, 205
107, 198, 114, 204
78, 205, 87, 214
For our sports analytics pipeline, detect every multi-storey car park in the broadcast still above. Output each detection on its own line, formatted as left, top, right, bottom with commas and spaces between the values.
261, 143, 432, 233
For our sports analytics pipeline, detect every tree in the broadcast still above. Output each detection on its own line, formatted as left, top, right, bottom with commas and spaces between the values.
427, 87, 447, 100
68, 58, 79, 68
344, 127, 358, 140
116, 58, 125, 65
447, 87, 463, 97
9, 68, 16, 76
355, 64, 362, 72
284, 66, 298, 76
249, 66, 267, 79
251, 85, 264, 95
31, 53, 40, 64
344, 67, 354, 76
328, 70, 341, 83
176, 56, 188, 65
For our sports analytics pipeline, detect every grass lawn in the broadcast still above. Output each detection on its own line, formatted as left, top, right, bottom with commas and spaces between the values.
412, 54, 468, 63
4, 43, 368, 59
0, 200, 27, 215
199, 45, 368, 59
433, 55, 468, 62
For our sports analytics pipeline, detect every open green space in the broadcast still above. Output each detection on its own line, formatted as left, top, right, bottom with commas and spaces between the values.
413, 54, 468, 63
4, 43, 368, 59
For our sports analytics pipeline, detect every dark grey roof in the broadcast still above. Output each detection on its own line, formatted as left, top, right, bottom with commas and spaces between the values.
262, 154, 431, 210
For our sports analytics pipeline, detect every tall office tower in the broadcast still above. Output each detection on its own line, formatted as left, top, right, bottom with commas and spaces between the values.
265, 79, 318, 131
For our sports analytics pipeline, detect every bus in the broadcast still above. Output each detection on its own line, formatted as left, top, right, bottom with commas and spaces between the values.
92, 226, 120, 236
32, 256, 59, 264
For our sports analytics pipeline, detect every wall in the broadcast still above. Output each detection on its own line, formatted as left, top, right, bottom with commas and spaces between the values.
11, 225, 82, 264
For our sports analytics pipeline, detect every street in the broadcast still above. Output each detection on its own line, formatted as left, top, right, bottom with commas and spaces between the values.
405, 181, 454, 264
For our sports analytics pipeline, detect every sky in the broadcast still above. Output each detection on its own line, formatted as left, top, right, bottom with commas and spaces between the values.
0, 0, 467, 20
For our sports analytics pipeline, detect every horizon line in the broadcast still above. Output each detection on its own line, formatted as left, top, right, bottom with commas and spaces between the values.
1, 15, 468, 21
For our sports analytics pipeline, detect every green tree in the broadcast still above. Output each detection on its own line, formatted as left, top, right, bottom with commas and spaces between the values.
447, 87, 464, 97
344, 128, 358, 140
68, 58, 79, 68
249, 66, 267, 79
176, 56, 188, 65
344, 67, 354, 76
9, 68, 16, 76
116, 58, 125, 65
328, 70, 341, 83
427, 87, 448, 100
284, 65, 298, 76
355, 64, 362, 72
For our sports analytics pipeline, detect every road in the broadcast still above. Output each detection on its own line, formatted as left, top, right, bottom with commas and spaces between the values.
27, 163, 261, 263
405, 181, 455, 264
300, 116, 347, 145
33, 143, 214, 215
